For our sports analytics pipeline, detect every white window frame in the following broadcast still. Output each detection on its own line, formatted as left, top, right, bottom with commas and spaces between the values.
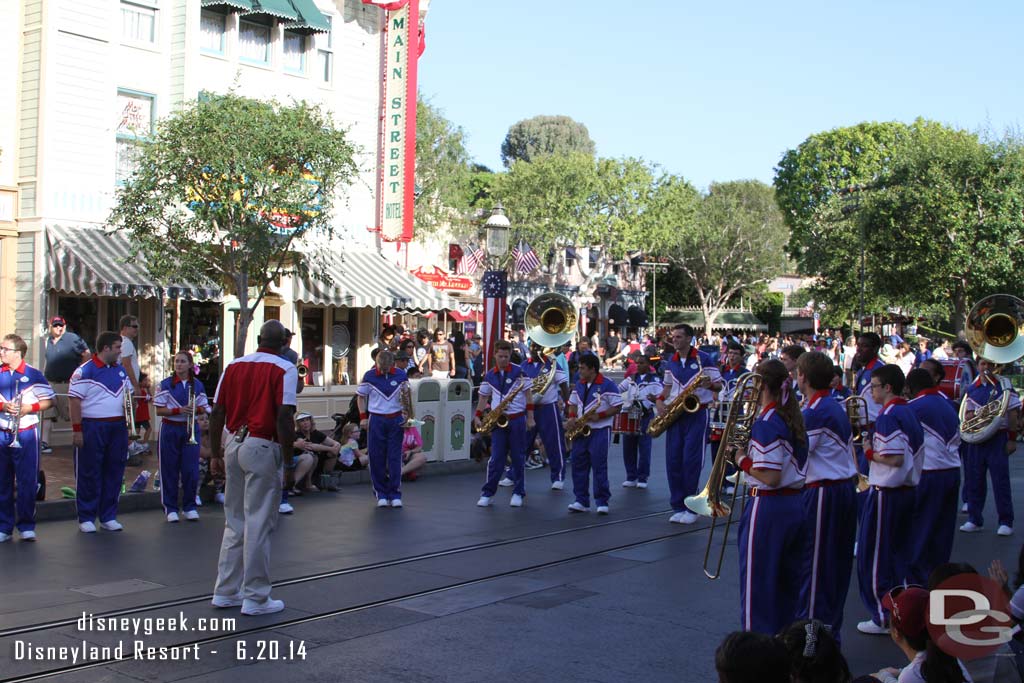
200, 9, 228, 55
115, 90, 156, 186
121, 0, 159, 46
239, 18, 272, 66
282, 30, 306, 75
316, 15, 333, 85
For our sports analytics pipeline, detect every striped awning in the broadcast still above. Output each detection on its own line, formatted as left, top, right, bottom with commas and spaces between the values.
295, 250, 457, 313
46, 225, 221, 300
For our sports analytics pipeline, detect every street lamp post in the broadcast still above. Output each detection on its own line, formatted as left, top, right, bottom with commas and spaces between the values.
640, 261, 668, 330
481, 202, 510, 369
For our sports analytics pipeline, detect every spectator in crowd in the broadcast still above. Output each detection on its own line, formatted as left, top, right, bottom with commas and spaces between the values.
401, 424, 427, 481
777, 620, 852, 683
336, 422, 368, 472
830, 366, 852, 400
41, 316, 91, 454
914, 338, 932, 368
197, 410, 225, 504
604, 328, 623, 367
135, 372, 154, 448
414, 330, 431, 374
932, 339, 951, 360
119, 315, 142, 395
715, 631, 790, 683
868, 586, 967, 683
293, 413, 341, 492
427, 328, 455, 380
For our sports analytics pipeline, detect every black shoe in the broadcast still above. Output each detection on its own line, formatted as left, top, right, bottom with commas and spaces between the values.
40, 442, 53, 454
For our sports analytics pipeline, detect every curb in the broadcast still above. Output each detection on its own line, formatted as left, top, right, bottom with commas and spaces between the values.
37, 459, 486, 522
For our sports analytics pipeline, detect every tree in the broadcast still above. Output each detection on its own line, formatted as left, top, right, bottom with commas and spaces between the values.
856, 122, 1024, 333
414, 95, 473, 237
110, 92, 359, 357
650, 179, 788, 329
774, 122, 913, 322
500, 115, 596, 167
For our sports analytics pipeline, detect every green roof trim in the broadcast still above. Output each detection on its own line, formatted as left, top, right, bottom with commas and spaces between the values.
283, 0, 330, 33
248, 0, 298, 20
658, 310, 767, 330
201, 0, 254, 10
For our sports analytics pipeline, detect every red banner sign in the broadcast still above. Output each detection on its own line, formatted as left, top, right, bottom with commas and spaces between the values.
410, 265, 473, 291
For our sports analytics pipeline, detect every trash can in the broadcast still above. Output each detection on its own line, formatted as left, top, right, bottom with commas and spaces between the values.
412, 378, 442, 462
441, 379, 473, 461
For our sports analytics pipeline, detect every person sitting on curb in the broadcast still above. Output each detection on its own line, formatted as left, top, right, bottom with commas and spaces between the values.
401, 423, 427, 481
293, 413, 341, 492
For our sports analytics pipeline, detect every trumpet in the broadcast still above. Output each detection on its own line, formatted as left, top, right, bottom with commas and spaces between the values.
686, 372, 763, 580
123, 384, 141, 441
7, 390, 23, 449
843, 395, 871, 493
186, 383, 198, 446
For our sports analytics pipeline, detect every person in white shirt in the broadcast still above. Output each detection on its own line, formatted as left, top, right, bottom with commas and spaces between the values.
870, 586, 968, 683
118, 315, 141, 395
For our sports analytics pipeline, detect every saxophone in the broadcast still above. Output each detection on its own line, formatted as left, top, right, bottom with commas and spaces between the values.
565, 393, 605, 443
647, 369, 708, 437
477, 376, 526, 435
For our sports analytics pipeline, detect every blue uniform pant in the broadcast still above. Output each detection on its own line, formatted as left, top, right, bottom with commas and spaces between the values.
622, 414, 652, 483
910, 467, 960, 583
368, 413, 403, 501
159, 421, 201, 514
965, 432, 1013, 528
857, 486, 915, 626
482, 415, 526, 497
738, 493, 810, 633
76, 420, 129, 523
665, 409, 708, 513
798, 482, 857, 640
0, 428, 39, 533
535, 402, 566, 483
571, 426, 611, 507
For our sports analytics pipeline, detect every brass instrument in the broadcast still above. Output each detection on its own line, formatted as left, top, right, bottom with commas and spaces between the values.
186, 383, 198, 446
123, 383, 141, 441
686, 372, 763, 579
525, 293, 577, 402
478, 376, 527, 435
842, 395, 871, 493
297, 365, 308, 379
959, 294, 1024, 444
648, 367, 708, 438
7, 390, 23, 449
565, 393, 605, 443
399, 381, 418, 428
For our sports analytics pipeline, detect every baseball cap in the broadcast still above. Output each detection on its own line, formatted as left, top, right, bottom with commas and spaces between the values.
284, 328, 294, 337
882, 586, 928, 638
50, 317, 66, 326
295, 412, 312, 422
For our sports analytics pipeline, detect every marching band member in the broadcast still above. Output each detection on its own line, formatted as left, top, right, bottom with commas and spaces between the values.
69, 331, 132, 533
732, 359, 809, 634
794, 351, 857, 640
711, 342, 747, 491
657, 324, 723, 524
357, 349, 410, 508
154, 351, 210, 523
904, 368, 961, 582
617, 354, 662, 489
474, 340, 532, 508
522, 345, 570, 490
0, 335, 54, 542
829, 367, 852, 400
959, 358, 1020, 536
566, 354, 623, 514
720, 342, 746, 387
856, 364, 924, 634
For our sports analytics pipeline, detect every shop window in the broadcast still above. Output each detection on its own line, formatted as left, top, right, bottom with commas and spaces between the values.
239, 18, 271, 65
115, 90, 155, 185
106, 299, 130, 332
56, 297, 99, 351
180, 301, 222, 397
331, 308, 354, 385
264, 305, 280, 321
283, 31, 306, 74
300, 307, 325, 386
200, 9, 227, 54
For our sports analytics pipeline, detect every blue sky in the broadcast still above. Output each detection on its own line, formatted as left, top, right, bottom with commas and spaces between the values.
418, 1, 1024, 191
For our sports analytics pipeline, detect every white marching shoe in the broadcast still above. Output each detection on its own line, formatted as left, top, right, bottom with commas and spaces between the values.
477, 496, 492, 507
960, 521, 981, 533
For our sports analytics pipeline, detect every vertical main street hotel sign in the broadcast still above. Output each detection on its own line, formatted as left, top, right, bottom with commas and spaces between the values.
363, 0, 423, 242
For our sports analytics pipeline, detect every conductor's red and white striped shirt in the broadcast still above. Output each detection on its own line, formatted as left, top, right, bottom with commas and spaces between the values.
213, 348, 297, 441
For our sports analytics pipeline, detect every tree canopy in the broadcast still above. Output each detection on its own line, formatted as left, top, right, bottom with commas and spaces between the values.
414, 95, 473, 237
500, 115, 596, 167
109, 92, 359, 356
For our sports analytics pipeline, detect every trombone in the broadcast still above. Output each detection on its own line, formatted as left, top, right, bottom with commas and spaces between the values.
686, 372, 763, 579
842, 395, 871, 493
123, 384, 141, 441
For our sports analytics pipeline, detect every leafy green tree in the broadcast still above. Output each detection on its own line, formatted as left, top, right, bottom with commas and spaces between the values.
500, 115, 596, 167
650, 179, 787, 329
774, 122, 913, 322
857, 122, 1024, 333
414, 95, 472, 237
110, 92, 359, 356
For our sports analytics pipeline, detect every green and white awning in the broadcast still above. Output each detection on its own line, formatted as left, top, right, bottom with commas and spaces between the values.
296, 250, 457, 313
46, 225, 221, 301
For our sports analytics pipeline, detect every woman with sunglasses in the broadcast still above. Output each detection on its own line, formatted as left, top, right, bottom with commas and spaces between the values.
856, 364, 925, 635
870, 586, 967, 683
153, 351, 210, 522
731, 359, 810, 634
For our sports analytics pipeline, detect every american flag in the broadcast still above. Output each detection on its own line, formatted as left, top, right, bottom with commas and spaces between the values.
481, 269, 507, 370
511, 240, 541, 275
456, 244, 485, 275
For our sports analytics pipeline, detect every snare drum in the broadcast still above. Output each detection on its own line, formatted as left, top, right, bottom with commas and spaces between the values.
937, 359, 974, 401
612, 412, 641, 435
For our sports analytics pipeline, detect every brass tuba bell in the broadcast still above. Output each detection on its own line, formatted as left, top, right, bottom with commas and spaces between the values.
964, 294, 1024, 366
524, 293, 577, 399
